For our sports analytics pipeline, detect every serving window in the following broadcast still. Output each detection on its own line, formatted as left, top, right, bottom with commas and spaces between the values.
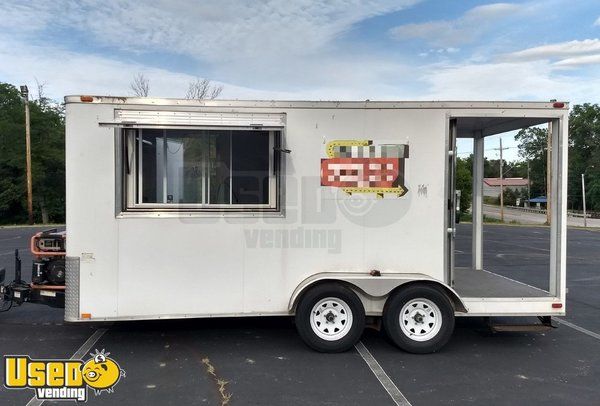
122, 128, 281, 212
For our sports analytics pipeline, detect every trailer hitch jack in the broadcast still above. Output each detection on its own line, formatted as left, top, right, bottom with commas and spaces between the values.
0, 250, 31, 312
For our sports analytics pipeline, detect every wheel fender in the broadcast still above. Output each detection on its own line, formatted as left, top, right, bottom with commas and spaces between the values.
288, 272, 468, 314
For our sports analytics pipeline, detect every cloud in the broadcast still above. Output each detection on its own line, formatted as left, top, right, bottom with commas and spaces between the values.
595, 16, 600, 26
0, 2, 57, 32
0, 38, 295, 101
3, 32, 597, 106
419, 47, 460, 57
0, 36, 416, 102
420, 60, 600, 103
0, 0, 420, 62
0, 0, 424, 98
389, 3, 523, 47
1, 0, 598, 107
503, 39, 600, 61
553, 54, 600, 67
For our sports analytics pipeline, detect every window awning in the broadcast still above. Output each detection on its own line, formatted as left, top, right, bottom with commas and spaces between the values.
99, 110, 286, 129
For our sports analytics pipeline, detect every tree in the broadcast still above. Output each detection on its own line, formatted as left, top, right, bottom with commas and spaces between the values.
0, 82, 65, 224
34, 77, 49, 108
185, 78, 223, 100
130, 73, 150, 97
482, 157, 526, 179
501, 187, 526, 206
568, 104, 600, 211
0, 83, 26, 223
505, 160, 528, 179
513, 105, 600, 211
515, 127, 547, 199
456, 157, 472, 213
484, 158, 502, 178
30, 94, 66, 223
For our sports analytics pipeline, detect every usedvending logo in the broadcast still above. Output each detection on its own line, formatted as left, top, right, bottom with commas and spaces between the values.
4, 349, 125, 402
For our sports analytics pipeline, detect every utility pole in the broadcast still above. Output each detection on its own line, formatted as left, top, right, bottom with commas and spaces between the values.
491, 138, 510, 222
499, 138, 504, 222
546, 122, 552, 225
20, 85, 33, 225
582, 173, 587, 228
527, 159, 531, 201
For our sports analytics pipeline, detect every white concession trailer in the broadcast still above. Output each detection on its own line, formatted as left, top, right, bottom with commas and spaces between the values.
63, 97, 568, 353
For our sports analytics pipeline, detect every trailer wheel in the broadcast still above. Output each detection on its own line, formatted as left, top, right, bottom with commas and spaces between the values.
295, 283, 365, 353
383, 285, 455, 354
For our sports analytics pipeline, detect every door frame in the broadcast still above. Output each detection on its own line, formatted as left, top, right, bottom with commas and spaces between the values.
445, 118, 458, 286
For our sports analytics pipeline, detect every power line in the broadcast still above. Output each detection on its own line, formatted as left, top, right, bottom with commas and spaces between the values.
457, 146, 519, 155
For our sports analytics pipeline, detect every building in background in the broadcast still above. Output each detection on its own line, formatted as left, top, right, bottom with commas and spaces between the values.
483, 177, 529, 199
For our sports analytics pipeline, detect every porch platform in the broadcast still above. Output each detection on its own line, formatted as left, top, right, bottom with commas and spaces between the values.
453, 267, 551, 298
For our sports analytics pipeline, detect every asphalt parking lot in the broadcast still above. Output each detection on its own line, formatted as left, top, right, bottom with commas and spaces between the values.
1, 224, 599, 405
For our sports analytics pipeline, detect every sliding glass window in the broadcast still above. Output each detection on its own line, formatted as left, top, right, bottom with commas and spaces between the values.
124, 128, 279, 211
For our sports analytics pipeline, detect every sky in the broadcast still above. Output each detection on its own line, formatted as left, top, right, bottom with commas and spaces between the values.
1, 0, 599, 161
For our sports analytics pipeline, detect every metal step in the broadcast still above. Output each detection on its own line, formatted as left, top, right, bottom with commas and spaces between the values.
487, 316, 557, 333
490, 324, 554, 333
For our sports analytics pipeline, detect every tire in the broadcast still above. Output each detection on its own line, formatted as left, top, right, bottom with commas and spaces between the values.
383, 284, 455, 354
295, 283, 365, 353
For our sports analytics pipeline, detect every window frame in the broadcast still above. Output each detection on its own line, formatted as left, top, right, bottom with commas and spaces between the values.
120, 127, 282, 214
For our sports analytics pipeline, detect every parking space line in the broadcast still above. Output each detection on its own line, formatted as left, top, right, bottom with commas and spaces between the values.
354, 341, 412, 406
26, 328, 108, 406
555, 318, 600, 340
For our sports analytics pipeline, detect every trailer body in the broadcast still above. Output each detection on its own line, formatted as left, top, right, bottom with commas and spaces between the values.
63, 97, 568, 326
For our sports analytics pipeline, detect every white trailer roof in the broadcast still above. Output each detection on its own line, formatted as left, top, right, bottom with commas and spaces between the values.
66, 96, 568, 137
64, 96, 568, 111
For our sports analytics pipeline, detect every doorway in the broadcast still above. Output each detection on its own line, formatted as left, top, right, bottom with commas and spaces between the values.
446, 115, 564, 299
